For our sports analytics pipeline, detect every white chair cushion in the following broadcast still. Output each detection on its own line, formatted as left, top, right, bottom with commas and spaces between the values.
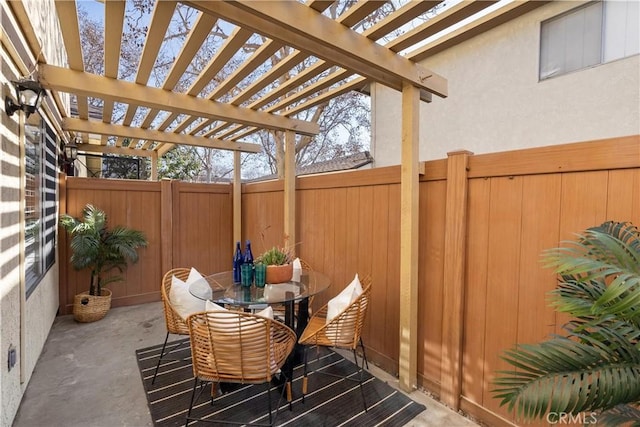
326, 273, 362, 324
257, 305, 274, 319
187, 268, 213, 300
187, 267, 204, 283
170, 273, 206, 321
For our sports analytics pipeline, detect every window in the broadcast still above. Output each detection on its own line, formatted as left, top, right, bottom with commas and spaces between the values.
25, 116, 57, 298
540, 1, 639, 80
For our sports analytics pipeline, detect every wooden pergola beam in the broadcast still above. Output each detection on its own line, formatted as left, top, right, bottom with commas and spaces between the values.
184, 1, 448, 100
75, 143, 154, 158
63, 118, 262, 153
39, 64, 319, 136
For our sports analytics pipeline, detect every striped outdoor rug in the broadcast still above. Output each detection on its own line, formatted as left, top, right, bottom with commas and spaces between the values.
136, 338, 426, 426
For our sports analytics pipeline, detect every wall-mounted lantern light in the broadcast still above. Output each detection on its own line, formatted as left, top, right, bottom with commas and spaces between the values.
5, 78, 46, 118
59, 138, 79, 174
64, 139, 79, 162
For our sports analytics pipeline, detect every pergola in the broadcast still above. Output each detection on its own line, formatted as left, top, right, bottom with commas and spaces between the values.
12, 0, 546, 398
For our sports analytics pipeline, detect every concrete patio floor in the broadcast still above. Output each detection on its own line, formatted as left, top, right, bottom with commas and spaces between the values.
13, 302, 479, 427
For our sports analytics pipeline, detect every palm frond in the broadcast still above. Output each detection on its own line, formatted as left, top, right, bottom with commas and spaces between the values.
549, 278, 607, 317
104, 226, 148, 264
68, 234, 100, 270
598, 403, 640, 427
493, 332, 640, 420
83, 204, 107, 233
543, 222, 640, 279
545, 222, 640, 322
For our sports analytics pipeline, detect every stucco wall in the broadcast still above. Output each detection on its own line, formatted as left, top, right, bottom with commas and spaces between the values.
1, 27, 27, 426
1, 0, 65, 425
371, 1, 640, 165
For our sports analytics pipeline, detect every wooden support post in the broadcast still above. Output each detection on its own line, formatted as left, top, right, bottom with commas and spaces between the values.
399, 82, 420, 392
233, 151, 242, 245
440, 150, 472, 409
160, 179, 174, 275
150, 150, 158, 181
283, 130, 296, 253
276, 132, 285, 180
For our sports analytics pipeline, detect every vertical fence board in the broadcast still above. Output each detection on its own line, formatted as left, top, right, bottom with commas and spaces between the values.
357, 185, 374, 283
299, 189, 323, 269
320, 188, 337, 297
419, 180, 446, 387
516, 175, 561, 346
482, 176, 523, 420
607, 169, 640, 221
461, 177, 491, 403
384, 184, 401, 371
555, 171, 609, 334
368, 185, 391, 352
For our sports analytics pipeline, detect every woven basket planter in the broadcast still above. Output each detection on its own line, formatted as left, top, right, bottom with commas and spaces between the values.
73, 288, 112, 323
266, 264, 293, 284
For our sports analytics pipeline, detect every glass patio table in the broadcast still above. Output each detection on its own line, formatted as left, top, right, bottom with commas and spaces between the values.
189, 269, 330, 320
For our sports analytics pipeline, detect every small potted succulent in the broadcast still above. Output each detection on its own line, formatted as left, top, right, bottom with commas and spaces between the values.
256, 246, 293, 284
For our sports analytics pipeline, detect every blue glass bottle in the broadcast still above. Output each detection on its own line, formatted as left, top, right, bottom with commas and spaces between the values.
244, 240, 254, 265
232, 241, 243, 283
243, 240, 254, 283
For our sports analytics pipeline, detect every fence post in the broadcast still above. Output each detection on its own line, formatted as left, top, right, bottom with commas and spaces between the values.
160, 179, 173, 275
440, 150, 472, 409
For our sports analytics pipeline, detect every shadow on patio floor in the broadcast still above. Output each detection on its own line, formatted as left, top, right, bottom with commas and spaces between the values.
13, 302, 478, 427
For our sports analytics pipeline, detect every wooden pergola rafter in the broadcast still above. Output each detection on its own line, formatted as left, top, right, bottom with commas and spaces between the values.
28, 0, 547, 401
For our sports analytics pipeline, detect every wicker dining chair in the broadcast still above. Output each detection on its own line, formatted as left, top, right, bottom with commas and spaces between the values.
298, 275, 372, 411
151, 267, 192, 385
185, 310, 296, 426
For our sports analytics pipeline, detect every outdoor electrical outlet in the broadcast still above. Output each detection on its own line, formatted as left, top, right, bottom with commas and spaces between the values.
8, 345, 16, 371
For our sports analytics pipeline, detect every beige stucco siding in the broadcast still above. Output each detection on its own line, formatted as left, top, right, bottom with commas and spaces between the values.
371, 1, 640, 165
1, 0, 66, 425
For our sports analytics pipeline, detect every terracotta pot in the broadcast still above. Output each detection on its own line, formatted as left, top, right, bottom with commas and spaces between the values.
265, 263, 293, 284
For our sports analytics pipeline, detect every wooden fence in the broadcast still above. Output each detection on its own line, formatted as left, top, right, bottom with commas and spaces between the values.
59, 179, 234, 314
59, 135, 640, 426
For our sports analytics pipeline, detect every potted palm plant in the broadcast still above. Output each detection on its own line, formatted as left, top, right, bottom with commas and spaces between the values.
492, 221, 640, 425
60, 204, 148, 322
